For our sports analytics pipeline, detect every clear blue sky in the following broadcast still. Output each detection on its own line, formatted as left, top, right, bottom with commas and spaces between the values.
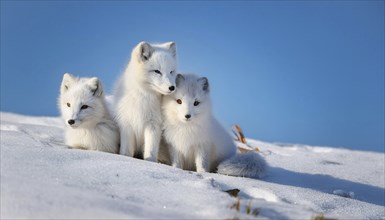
1, 1, 384, 152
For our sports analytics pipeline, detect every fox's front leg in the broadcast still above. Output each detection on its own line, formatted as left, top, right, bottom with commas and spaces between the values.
195, 146, 209, 173
143, 124, 161, 162
171, 147, 183, 169
119, 125, 135, 157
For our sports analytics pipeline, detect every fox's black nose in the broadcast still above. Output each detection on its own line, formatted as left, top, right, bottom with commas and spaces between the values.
169, 86, 175, 91
185, 114, 191, 119
68, 119, 75, 125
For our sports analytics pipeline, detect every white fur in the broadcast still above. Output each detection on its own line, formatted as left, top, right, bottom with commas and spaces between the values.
58, 73, 119, 153
217, 151, 268, 178
161, 73, 267, 178
114, 41, 177, 161
161, 73, 236, 172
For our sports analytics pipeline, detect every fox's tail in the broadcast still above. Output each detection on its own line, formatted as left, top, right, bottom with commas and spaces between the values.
217, 152, 267, 178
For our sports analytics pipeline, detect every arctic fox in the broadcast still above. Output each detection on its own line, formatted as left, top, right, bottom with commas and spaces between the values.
161, 73, 267, 178
59, 73, 119, 154
114, 41, 177, 161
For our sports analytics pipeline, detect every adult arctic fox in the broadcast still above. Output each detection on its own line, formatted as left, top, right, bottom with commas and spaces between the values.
114, 41, 177, 161
59, 73, 119, 154
161, 73, 267, 178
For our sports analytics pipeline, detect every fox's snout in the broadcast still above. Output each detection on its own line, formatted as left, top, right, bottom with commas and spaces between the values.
67, 118, 79, 127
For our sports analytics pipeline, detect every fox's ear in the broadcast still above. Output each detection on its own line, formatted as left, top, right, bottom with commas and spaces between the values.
165, 42, 176, 58
61, 73, 76, 94
176, 74, 185, 87
87, 77, 104, 97
198, 77, 209, 93
137, 41, 153, 62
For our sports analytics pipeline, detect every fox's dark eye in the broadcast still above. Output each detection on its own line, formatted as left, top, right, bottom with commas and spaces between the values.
67, 103, 71, 107
194, 101, 200, 106
176, 99, 182, 104
81, 105, 89, 110
154, 70, 162, 75
170, 70, 175, 74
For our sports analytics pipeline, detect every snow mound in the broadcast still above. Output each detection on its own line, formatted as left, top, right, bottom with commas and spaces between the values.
1, 112, 384, 219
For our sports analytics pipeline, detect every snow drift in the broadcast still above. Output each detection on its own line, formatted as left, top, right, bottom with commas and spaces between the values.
1, 112, 384, 219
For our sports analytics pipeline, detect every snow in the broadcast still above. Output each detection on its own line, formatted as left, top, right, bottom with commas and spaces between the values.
1, 112, 384, 219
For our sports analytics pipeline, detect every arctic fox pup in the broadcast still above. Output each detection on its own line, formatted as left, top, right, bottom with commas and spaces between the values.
59, 73, 119, 154
162, 73, 267, 178
114, 41, 177, 161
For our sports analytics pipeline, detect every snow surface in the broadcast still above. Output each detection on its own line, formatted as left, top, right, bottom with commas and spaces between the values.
1, 112, 384, 219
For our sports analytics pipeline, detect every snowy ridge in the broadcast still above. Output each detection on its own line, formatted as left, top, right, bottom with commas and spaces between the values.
1, 112, 384, 219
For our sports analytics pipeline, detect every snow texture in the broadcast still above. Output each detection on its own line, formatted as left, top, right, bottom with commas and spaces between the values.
1, 112, 384, 219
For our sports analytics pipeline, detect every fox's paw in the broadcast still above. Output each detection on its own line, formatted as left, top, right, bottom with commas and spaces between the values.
144, 155, 157, 162
196, 169, 207, 173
